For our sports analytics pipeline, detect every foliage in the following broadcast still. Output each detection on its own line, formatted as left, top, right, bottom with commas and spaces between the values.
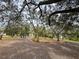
0, 0, 79, 42
20, 25, 30, 38
4, 23, 30, 37
4, 26, 20, 37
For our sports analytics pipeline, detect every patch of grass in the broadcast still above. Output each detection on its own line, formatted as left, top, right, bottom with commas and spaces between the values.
2, 35, 20, 41
64, 39, 79, 43
39, 37, 53, 42
2, 35, 13, 40
32, 37, 54, 43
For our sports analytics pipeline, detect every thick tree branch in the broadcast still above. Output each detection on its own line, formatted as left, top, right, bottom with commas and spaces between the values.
19, 0, 29, 14
39, 0, 63, 5
0, 9, 5, 12
48, 7, 79, 25
49, 7, 79, 16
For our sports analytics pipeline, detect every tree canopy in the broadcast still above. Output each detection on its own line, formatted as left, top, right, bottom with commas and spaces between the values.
0, 0, 79, 41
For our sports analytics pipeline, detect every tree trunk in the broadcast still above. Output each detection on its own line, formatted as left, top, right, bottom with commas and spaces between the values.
0, 35, 3, 40
35, 34, 39, 42
56, 34, 60, 41
34, 33, 39, 42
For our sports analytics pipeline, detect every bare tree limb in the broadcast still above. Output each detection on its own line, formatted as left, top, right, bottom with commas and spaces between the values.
48, 7, 79, 25
0, 9, 5, 12
38, 0, 63, 5
19, 0, 29, 14
49, 7, 79, 16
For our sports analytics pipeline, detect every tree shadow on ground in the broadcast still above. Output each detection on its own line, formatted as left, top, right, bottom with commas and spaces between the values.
0, 40, 52, 59
0, 39, 79, 59
47, 42, 79, 59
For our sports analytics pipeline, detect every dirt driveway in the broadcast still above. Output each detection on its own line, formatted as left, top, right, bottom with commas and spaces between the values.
0, 38, 79, 59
